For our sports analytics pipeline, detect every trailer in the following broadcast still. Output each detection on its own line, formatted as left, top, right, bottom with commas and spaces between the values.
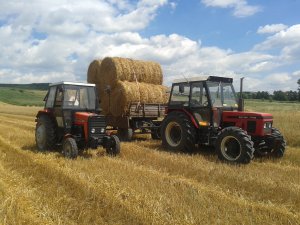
105, 102, 166, 141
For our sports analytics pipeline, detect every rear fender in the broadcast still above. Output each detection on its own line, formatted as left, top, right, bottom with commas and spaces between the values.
167, 109, 199, 129
35, 109, 54, 122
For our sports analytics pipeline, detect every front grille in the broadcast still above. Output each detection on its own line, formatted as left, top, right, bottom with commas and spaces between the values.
247, 121, 256, 133
88, 115, 106, 139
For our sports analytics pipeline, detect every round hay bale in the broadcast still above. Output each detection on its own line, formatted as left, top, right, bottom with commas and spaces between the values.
100, 81, 168, 117
100, 57, 163, 89
87, 59, 102, 84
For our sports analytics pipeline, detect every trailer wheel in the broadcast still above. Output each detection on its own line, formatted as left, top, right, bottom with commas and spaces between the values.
151, 128, 161, 140
215, 127, 254, 164
256, 128, 286, 158
106, 135, 120, 156
117, 128, 133, 142
62, 137, 78, 159
35, 115, 56, 151
161, 112, 196, 152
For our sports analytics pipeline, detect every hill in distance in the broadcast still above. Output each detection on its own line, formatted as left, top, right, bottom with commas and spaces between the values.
0, 83, 49, 106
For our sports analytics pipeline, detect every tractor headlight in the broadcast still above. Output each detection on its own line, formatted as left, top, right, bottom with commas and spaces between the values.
264, 122, 272, 129
91, 128, 96, 134
100, 128, 105, 133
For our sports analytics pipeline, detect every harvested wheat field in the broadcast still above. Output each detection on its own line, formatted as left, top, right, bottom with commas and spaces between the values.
0, 101, 300, 225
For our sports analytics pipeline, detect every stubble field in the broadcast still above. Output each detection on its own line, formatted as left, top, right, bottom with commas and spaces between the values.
0, 101, 299, 225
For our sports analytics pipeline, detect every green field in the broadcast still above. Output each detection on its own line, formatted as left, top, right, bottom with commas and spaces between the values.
0, 87, 46, 106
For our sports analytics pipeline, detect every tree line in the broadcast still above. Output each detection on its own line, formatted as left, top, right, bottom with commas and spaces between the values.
240, 79, 300, 102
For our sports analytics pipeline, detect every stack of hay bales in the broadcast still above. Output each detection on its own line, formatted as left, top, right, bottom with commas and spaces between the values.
87, 59, 102, 84
87, 57, 168, 117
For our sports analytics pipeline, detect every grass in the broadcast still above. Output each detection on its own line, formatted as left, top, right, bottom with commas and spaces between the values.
0, 101, 299, 224
0, 87, 46, 106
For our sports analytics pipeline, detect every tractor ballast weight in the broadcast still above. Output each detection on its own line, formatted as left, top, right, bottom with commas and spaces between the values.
161, 76, 286, 164
35, 82, 120, 158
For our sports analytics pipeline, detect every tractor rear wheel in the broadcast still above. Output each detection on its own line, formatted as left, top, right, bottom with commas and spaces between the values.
161, 112, 196, 152
106, 135, 120, 156
35, 115, 56, 151
256, 128, 286, 158
215, 127, 254, 164
62, 137, 78, 159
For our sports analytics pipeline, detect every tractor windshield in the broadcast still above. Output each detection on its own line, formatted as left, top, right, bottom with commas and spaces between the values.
63, 85, 97, 110
207, 81, 238, 108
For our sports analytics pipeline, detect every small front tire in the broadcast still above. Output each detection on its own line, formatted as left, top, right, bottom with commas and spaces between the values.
255, 128, 286, 158
106, 135, 120, 156
62, 137, 78, 159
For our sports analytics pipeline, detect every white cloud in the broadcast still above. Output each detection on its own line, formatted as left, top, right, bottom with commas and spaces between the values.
169, 2, 177, 10
0, 1, 299, 92
255, 24, 300, 50
292, 71, 300, 77
201, 0, 261, 17
257, 24, 288, 34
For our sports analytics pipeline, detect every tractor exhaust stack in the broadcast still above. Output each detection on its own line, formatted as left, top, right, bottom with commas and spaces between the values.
238, 77, 244, 111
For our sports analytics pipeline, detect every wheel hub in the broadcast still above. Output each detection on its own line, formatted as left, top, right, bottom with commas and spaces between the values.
165, 121, 182, 147
220, 136, 242, 161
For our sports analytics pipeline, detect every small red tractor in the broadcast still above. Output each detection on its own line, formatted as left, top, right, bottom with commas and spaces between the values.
161, 76, 286, 164
35, 82, 120, 158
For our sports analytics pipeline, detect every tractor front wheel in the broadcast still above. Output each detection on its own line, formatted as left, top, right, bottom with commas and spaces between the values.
35, 115, 56, 151
215, 127, 254, 164
62, 137, 78, 159
256, 128, 286, 158
161, 112, 196, 152
106, 135, 120, 156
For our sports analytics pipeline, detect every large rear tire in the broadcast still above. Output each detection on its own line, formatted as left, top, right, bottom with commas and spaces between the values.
215, 127, 254, 164
255, 128, 286, 158
62, 137, 78, 159
161, 112, 196, 152
35, 115, 56, 151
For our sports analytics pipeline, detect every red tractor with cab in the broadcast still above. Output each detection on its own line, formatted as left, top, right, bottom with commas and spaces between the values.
35, 82, 120, 158
161, 76, 286, 164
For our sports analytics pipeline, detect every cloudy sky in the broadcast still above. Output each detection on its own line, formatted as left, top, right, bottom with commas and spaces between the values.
0, 0, 300, 92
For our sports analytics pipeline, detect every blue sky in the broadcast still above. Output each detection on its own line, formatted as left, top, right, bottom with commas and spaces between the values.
0, 0, 300, 92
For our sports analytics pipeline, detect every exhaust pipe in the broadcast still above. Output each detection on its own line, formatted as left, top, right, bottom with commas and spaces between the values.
238, 77, 244, 111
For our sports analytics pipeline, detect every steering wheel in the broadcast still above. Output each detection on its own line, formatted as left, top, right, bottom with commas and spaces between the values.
202, 100, 208, 106
190, 99, 201, 106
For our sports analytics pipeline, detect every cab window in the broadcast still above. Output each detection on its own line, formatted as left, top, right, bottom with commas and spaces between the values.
190, 83, 208, 107
45, 86, 56, 108
169, 83, 190, 106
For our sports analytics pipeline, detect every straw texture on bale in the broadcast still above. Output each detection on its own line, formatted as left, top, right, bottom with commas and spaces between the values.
101, 81, 168, 117
87, 59, 102, 84
100, 57, 163, 89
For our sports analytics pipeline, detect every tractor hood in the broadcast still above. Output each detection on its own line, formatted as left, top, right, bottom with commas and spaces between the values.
222, 111, 273, 120
74, 112, 96, 124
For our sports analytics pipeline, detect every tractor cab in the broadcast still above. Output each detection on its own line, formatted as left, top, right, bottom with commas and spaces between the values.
35, 82, 120, 158
162, 76, 286, 164
43, 82, 99, 132
168, 76, 237, 128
